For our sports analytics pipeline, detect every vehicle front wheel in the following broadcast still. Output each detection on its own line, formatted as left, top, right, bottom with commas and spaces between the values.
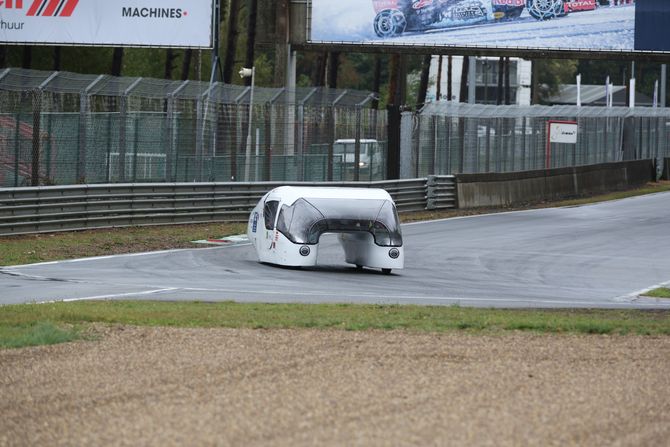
373, 9, 407, 38
382, 268, 392, 275
526, 0, 564, 20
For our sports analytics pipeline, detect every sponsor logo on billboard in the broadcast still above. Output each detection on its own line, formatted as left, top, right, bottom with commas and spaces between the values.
491, 0, 524, 6
27, 0, 79, 17
0, 1, 24, 9
564, 0, 597, 13
121, 7, 187, 19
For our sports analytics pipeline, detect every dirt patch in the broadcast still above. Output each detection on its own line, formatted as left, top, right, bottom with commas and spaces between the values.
1, 326, 669, 446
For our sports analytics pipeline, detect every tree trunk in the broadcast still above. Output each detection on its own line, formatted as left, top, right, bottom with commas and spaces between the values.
22, 46, 32, 69
181, 49, 193, 80
371, 55, 382, 109
312, 52, 327, 87
389, 54, 400, 106
327, 52, 340, 89
504, 56, 511, 105
223, 0, 241, 84
416, 54, 432, 109
497, 56, 504, 105
531, 60, 539, 105
164, 49, 178, 80
111, 47, 124, 76
244, 0, 258, 87
53, 47, 61, 71
447, 55, 452, 101
459, 55, 469, 103
436, 55, 443, 101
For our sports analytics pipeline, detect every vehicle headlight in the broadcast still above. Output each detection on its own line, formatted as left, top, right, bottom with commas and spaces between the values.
358, 162, 367, 167
299, 245, 311, 256
388, 248, 400, 259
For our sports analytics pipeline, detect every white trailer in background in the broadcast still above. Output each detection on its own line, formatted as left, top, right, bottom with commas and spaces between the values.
247, 186, 404, 274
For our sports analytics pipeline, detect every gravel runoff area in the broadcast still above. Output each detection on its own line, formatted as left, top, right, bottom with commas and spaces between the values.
2, 326, 669, 446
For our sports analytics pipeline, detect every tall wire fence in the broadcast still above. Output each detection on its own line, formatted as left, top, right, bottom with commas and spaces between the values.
409, 103, 670, 178
0, 68, 387, 187
2, 68, 669, 187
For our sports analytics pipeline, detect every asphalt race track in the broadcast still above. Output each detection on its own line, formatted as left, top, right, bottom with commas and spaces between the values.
2, 192, 670, 308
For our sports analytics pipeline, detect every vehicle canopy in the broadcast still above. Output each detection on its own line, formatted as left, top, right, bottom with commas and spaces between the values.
264, 186, 402, 247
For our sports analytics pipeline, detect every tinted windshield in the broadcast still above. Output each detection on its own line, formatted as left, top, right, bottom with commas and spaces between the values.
275, 197, 402, 247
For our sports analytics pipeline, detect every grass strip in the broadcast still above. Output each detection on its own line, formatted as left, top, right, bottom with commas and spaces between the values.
644, 288, 670, 299
1, 301, 669, 349
0, 321, 79, 349
0, 223, 246, 267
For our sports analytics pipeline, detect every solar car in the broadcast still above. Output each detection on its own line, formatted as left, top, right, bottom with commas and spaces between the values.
247, 186, 404, 274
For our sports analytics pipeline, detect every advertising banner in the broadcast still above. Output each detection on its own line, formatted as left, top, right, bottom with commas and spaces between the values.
0, 0, 213, 48
309, 0, 664, 53
549, 121, 578, 144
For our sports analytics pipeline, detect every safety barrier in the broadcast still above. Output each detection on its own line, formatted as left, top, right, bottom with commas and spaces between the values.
0, 177, 457, 236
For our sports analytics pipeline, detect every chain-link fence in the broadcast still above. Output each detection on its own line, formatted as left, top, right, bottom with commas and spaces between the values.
3, 68, 670, 187
408, 103, 670, 177
0, 68, 387, 187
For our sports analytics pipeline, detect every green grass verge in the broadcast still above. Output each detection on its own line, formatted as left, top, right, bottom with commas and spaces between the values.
644, 288, 670, 299
0, 321, 80, 349
1, 301, 669, 349
0, 223, 246, 267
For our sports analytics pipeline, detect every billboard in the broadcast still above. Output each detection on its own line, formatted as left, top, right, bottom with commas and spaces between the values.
310, 0, 668, 54
0, 0, 213, 48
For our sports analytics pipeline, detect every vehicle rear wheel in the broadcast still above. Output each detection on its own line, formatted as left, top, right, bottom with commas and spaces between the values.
382, 268, 392, 275
526, 0, 564, 20
373, 9, 407, 38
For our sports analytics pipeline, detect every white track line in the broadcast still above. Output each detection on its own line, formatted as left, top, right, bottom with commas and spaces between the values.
60, 288, 179, 302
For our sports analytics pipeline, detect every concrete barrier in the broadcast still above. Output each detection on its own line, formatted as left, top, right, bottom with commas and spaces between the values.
662, 158, 670, 181
456, 160, 656, 209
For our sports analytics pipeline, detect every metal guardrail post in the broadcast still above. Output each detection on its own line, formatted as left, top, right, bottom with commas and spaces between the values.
426, 175, 437, 210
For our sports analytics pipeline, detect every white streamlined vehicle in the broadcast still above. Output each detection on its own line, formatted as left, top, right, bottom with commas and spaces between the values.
247, 186, 404, 274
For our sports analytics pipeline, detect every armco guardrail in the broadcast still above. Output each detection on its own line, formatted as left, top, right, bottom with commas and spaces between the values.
0, 177, 457, 236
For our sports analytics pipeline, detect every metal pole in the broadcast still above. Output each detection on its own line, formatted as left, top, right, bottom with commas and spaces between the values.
662, 64, 667, 108
244, 67, 255, 181
468, 56, 476, 104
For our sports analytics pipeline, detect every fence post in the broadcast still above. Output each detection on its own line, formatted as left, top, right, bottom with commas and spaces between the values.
13, 112, 20, 187
117, 78, 141, 183
119, 96, 127, 182
354, 105, 362, 181
31, 89, 41, 187
78, 74, 104, 183
166, 80, 189, 182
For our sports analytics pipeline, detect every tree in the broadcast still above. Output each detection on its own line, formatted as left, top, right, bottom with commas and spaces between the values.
223, 0, 241, 84
534, 59, 578, 103
111, 48, 124, 76
416, 54, 432, 109
244, 0, 258, 87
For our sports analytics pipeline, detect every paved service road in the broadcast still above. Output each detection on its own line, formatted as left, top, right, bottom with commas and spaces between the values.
2, 192, 670, 308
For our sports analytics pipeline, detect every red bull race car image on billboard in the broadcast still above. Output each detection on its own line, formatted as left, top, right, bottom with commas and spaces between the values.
310, 0, 641, 52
